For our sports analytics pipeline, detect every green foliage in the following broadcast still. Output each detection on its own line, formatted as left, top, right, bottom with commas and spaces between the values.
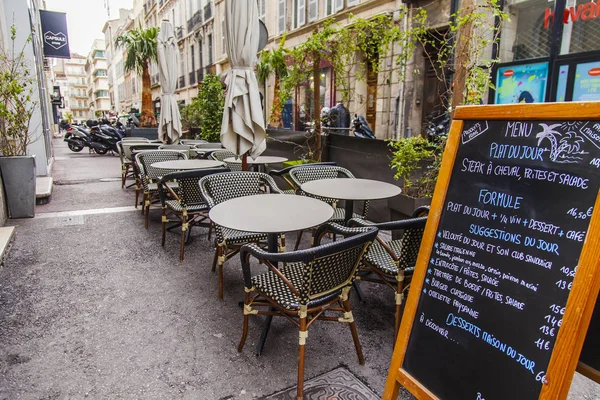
194, 74, 224, 142
179, 102, 199, 134
64, 112, 73, 123
0, 24, 37, 156
114, 23, 159, 76
256, 35, 288, 83
389, 136, 445, 198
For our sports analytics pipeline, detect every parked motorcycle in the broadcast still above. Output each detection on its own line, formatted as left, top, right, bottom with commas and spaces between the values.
425, 110, 450, 140
64, 123, 119, 154
352, 114, 376, 139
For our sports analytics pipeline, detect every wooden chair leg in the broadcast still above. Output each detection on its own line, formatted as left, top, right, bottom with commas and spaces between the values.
161, 207, 167, 247
343, 294, 365, 364
135, 184, 140, 209
297, 316, 308, 400
208, 222, 213, 241
121, 167, 126, 188
280, 234, 286, 252
238, 291, 250, 352
294, 229, 304, 251
145, 198, 150, 229
217, 244, 224, 300
395, 273, 405, 340
180, 213, 187, 262
212, 244, 218, 272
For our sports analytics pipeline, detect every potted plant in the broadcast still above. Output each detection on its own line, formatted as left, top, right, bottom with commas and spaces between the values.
194, 73, 224, 142
0, 25, 38, 218
388, 136, 445, 218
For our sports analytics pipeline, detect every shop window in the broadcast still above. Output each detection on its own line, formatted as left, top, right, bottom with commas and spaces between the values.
560, 0, 600, 54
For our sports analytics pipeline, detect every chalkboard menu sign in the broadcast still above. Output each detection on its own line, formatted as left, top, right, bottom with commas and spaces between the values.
384, 103, 600, 400
578, 299, 600, 382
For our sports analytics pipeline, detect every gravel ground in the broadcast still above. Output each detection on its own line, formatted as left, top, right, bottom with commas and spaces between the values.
0, 139, 597, 399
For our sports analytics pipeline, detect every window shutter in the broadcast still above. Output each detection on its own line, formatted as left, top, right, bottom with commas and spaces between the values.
298, 0, 306, 27
278, 0, 286, 34
308, 0, 318, 21
334, 0, 343, 12
347, 0, 359, 5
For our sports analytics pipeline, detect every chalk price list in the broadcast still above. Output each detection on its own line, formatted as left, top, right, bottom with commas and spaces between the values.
415, 120, 597, 391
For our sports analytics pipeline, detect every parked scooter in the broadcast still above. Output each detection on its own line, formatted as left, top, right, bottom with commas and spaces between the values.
425, 110, 450, 140
64, 121, 119, 154
352, 114, 376, 139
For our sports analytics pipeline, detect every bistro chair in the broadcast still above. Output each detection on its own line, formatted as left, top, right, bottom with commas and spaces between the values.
195, 143, 222, 148
268, 162, 337, 194
129, 144, 163, 207
289, 165, 369, 250
180, 139, 208, 145
199, 171, 285, 299
121, 137, 150, 141
238, 223, 378, 399
135, 150, 188, 229
210, 150, 243, 171
118, 140, 152, 188
159, 144, 194, 159
159, 167, 230, 262
349, 206, 429, 338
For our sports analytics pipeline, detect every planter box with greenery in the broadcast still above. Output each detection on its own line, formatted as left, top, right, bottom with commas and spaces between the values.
388, 136, 445, 219
0, 25, 37, 218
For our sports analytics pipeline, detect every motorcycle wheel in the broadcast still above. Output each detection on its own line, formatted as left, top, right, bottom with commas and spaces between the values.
95, 147, 109, 155
68, 142, 84, 152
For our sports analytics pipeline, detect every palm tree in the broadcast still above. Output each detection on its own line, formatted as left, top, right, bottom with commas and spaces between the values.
256, 36, 288, 128
115, 23, 159, 127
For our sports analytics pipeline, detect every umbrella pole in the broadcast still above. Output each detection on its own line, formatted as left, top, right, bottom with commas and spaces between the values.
242, 153, 248, 171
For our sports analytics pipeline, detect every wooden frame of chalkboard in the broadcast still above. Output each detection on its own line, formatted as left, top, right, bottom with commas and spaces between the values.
383, 102, 600, 400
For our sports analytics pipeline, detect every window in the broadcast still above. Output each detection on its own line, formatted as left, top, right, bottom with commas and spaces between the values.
78, 100, 82, 108
199, 39, 204, 69
84, 100, 87, 107
347, 0, 359, 6
293, 0, 306, 29
95, 50, 105, 58
308, 0, 318, 22
221, 18, 226, 55
326, 0, 343, 15
180, 50, 185, 77
278, 0, 286, 34
191, 45, 196, 73
208, 34, 213, 65
257, 0, 266, 22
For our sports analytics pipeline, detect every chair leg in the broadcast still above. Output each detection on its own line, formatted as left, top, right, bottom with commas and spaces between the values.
208, 222, 213, 241
212, 244, 218, 272
297, 315, 308, 400
395, 272, 405, 340
279, 234, 286, 252
294, 229, 304, 251
180, 213, 187, 262
121, 166, 126, 188
217, 244, 224, 300
161, 207, 167, 247
135, 184, 140, 209
343, 292, 365, 364
238, 291, 250, 352
145, 198, 150, 229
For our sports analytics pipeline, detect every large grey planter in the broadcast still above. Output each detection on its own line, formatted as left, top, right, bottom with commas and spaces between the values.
0, 155, 36, 218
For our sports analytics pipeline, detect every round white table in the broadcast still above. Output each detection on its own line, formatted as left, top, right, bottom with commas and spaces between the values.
301, 178, 402, 224
209, 193, 333, 355
151, 159, 224, 170
223, 156, 288, 165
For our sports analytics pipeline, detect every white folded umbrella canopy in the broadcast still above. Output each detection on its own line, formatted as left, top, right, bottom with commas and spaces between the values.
157, 20, 182, 144
221, 0, 266, 161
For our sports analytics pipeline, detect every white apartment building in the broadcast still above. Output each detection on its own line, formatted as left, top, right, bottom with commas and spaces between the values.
65, 54, 89, 122
103, 8, 131, 115
86, 39, 110, 118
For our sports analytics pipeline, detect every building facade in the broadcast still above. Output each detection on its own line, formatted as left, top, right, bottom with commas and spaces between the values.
64, 54, 89, 123
85, 39, 110, 118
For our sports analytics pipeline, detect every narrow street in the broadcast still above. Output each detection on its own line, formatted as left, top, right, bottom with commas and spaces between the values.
0, 139, 597, 399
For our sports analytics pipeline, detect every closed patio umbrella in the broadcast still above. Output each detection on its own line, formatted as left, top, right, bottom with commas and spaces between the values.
221, 0, 265, 162
157, 20, 182, 143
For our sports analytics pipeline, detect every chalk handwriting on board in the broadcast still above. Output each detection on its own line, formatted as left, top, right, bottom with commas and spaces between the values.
535, 123, 588, 164
462, 121, 489, 144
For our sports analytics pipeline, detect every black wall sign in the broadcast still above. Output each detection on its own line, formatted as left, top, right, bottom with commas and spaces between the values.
402, 120, 600, 399
39, 10, 70, 59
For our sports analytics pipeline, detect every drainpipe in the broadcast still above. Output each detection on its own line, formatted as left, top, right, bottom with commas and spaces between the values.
395, 3, 411, 140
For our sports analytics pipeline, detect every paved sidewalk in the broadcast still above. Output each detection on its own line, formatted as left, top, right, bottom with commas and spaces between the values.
0, 139, 597, 399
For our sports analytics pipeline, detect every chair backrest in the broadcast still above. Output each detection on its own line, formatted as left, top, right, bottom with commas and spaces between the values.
397, 211, 429, 270
289, 165, 354, 205
210, 150, 242, 171
196, 143, 223, 149
269, 162, 338, 191
160, 167, 230, 207
159, 144, 193, 159
199, 171, 283, 208
135, 150, 188, 183
123, 142, 159, 161
122, 137, 150, 142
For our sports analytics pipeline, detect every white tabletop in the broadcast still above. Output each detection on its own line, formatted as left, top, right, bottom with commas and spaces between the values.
224, 156, 288, 165
301, 178, 402, 201
209, 194, 333, 234
151, 159, 224, 170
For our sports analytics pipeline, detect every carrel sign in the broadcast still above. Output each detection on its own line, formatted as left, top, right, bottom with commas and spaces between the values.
544, 1, 600, 28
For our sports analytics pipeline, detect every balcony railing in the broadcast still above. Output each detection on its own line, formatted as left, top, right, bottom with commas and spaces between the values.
175, 26, 183, 40
187, 11, 202, 33
203, 2, 212, 21
196, 68, 204, 83
178, 76, 185, 89
189, 71, 196, 86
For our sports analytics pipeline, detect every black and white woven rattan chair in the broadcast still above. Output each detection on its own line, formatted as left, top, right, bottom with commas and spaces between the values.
210, 150, 243, 171
159, 167, 230, 262
199, 171, 286, 299
349, 206, 429, 338
268, 162, 337, 195
136, 150, 188, 229
238, 223, 378, 400
288, 165, 369, 249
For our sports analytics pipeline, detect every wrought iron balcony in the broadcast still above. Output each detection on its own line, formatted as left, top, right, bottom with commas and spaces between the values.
196, 68, 204, 83
178, 76, 185, 89
175, 26, 183, 40
189, 71, 196, 86
187, 11, 202, 33
203, 2, 213, 21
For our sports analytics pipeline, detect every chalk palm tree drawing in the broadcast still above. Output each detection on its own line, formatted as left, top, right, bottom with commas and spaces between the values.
536, 123, 587, 163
